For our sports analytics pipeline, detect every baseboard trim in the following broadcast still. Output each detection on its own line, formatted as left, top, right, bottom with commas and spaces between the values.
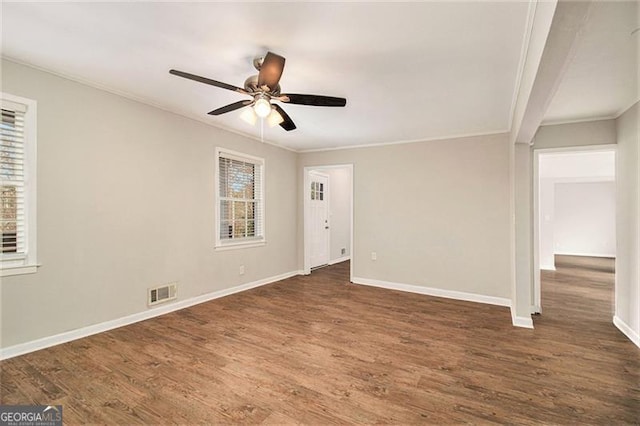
350, 276, 534, 329
613, 315, 640, 348
554, 252, 615, 258
540, 265, 556, 271
351, 276, 511, 307
512, 314, 534, 329
0, 270, 301, 360
328, 256, 351, 265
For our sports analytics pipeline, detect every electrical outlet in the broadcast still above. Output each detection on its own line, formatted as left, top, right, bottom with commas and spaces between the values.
341, 248, 346, 255
371, 252, 377, 261
239, 265, 245, 275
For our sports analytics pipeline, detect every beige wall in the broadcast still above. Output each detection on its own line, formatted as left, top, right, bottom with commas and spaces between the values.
533, 119, 617, 149
615, 101, 639, 342
299, 134, 512, 299
513, 144, 532, 320
554, 182, 616, 257
0, 60, 298, 348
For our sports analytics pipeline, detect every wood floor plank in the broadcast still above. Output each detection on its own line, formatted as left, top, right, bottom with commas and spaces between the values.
1, 257, 639, 424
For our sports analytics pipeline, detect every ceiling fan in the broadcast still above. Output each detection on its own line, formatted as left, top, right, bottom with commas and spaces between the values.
170, 52, 347, 131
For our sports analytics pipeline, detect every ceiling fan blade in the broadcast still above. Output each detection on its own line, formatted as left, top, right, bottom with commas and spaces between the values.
281, 94, 346, 107
273, 104, 296, 131
169, 69, 246, 93
258, 52, 286, 91
208, 100, 253, 116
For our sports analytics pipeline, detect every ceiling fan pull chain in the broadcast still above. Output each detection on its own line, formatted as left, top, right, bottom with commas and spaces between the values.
261, 118, 264, 143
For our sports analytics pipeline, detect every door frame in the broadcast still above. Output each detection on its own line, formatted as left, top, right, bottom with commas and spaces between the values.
532, 144, 617, 314
303, 164, 354, 281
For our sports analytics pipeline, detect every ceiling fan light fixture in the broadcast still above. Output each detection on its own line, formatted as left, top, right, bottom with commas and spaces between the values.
267, 108, 284, 127
253, 97, 272, 118
239, 107, 257, 126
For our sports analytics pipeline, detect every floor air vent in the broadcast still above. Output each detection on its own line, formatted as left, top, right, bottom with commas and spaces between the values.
148, 283, 177, 306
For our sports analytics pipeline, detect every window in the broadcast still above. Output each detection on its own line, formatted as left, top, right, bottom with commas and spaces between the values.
311, 181, 324, 200
1, 93, 37, 276
215, 148, 265, 249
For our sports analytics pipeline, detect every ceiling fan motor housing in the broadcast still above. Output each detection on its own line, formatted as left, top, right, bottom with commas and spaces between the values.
244, 75, 259, 92
244, 75, 280, 95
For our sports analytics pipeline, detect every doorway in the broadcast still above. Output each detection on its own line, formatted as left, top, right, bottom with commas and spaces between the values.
303, 165, 353, 279
533, 145, 616, 314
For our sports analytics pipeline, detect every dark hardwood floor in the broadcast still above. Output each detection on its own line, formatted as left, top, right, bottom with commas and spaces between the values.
1, 258, 638, 424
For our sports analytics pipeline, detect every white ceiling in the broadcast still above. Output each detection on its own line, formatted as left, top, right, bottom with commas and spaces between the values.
1, 2, 531, 151
543, 0, 639, 125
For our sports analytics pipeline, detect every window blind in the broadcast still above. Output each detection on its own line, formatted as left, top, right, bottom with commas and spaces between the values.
1, 103, 26, 255
218, 154, 263, 241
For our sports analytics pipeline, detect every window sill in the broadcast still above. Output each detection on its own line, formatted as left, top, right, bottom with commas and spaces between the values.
1, 264, 40, 277
215, 240, 266, 251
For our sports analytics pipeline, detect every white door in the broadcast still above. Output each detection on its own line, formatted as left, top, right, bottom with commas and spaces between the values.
309, 173, 330, 268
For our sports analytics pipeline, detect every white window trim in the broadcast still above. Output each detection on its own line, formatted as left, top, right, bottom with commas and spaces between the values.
214, 147, 266, 250
0, 93, 38, 277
